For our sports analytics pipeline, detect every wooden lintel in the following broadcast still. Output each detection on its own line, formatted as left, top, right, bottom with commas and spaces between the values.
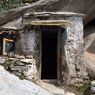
24, 12, 85, 17
25, 20, 71, 26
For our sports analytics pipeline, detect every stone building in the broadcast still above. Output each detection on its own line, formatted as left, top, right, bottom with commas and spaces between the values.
15, 12, 88, 84
0, 12, 88, 84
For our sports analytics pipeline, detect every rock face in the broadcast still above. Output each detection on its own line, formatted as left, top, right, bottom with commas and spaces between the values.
0, 65, 77, 95
0, 65, 54, 95
85, 54, 95, 80
84, 21, 95, 80
40, 0, 95, 24
84, 23, 95, 52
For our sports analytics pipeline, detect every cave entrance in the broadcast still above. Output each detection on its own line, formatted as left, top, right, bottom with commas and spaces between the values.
41, 26, 59, 79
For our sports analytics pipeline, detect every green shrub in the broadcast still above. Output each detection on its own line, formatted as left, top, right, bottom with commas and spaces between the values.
0, 0, 23, 13
69, 80, 91, 95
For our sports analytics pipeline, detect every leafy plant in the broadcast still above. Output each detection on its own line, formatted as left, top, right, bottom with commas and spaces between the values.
68, 80, 91, 95
0, 0, 23, 13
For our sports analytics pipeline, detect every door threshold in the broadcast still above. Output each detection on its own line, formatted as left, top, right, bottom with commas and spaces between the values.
42, 79, 60, 85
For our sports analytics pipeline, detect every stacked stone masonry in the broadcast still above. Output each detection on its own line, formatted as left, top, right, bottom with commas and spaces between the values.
11, 12, 89, 85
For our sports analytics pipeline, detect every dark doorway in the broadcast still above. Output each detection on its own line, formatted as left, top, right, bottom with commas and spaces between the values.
41, 26, 58, 79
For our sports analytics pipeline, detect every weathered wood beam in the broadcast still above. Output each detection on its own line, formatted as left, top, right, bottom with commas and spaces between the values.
25, 20, 71, 26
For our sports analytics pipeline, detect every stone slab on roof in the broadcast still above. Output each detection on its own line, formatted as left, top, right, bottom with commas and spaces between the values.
24, 12, 85, 18
1, 18, 22, 30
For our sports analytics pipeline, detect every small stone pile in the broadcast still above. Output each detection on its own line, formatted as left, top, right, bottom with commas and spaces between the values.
0, 57, 6, 64
3, 55, 38, 81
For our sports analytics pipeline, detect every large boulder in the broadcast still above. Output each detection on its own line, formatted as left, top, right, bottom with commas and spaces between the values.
0, 65, 76, 95
85, 52, 95, 79
0, 65, 54, 95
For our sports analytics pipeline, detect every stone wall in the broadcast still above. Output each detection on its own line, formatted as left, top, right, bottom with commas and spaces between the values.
15, 28, 40, 78
61, 16, 88, 85
14, 13, 89, 85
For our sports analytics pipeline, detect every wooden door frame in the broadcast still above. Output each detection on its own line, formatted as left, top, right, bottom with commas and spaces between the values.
3, 38, 14, 55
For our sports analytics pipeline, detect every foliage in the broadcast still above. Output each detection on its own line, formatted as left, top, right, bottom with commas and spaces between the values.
0, 0, 38, 13
69, 80, 91, 95
0, 0, 22, 13
82, 80, 91, 95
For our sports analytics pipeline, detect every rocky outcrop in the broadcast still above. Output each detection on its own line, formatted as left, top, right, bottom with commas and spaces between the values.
0, 65, 54, 95
0, 65, 77, 95
0, 0, 95, 26
83, 20, 95, 80
84, 23, 95, 52
85, 53, 95, 80
0, 0, 59, 26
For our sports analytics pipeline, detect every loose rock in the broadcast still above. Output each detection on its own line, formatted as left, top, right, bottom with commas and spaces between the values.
65, 92, 76, 95
0, 57, 6, 64
91, 81, 95, 94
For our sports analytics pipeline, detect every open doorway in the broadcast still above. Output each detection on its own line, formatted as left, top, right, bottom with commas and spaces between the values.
41, 26, 59, 79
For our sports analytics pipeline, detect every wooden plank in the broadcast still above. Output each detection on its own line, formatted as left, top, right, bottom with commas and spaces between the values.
25, 20, 71, 26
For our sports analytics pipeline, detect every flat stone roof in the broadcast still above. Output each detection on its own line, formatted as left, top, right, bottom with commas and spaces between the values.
1, 18, 22, 30
24, 12, 85, 17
